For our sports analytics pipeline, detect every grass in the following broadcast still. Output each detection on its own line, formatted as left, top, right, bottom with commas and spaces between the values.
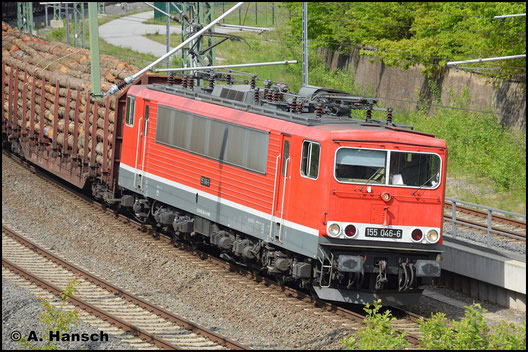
395, 103, 526, 214
36, 9, 527, 215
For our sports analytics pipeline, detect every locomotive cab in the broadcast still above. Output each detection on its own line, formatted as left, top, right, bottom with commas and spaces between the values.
312, 126, 447, 305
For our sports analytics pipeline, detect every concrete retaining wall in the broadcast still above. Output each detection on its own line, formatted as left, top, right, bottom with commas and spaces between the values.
321, 48, 526, 131
439, 237, 526, 312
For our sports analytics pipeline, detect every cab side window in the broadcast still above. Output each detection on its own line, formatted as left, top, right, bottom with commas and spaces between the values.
301, 140, 320, 179
282, 140, 290, 177
125, 95, 136, 126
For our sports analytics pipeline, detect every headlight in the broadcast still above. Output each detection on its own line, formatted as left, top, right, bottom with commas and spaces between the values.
426, 229, 439, 243
328, 223, 341, 237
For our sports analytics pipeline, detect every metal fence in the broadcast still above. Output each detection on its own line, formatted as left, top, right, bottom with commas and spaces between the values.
445, 197, 526, 249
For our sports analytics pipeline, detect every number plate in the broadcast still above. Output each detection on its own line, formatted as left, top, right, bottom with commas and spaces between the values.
365, 227, 403, 239
200, 176, 210, 187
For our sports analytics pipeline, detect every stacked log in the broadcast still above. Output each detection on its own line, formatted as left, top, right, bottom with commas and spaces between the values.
2, 22, 140, 167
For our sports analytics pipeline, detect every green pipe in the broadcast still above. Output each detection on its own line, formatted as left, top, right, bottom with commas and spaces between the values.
88, 3, 101, 100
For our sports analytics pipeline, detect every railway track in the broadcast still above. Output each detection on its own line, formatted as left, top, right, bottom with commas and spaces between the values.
2, 150, 426, 348
2, 225, 247, 350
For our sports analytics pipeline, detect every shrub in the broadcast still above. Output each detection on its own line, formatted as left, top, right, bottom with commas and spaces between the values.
340, 299, 410, 350
18, 280, 81, 350
341, 301, 527, 350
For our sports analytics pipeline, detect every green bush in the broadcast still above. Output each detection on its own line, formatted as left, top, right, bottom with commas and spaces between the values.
18, 280, 80, 350
419, 303, 526, 350
488, 320, 527, 350
341, 301, 526, 350
340, 299, 410, 350
419, 303, 489, 349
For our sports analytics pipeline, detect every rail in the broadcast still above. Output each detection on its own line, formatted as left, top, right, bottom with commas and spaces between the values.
2, 225, 247, 350
444, 197, 526, 248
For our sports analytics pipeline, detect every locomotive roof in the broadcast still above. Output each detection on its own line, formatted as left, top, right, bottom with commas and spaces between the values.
311, 124, 446, 149
130, 83, 445, 148
144, 82, 399, 126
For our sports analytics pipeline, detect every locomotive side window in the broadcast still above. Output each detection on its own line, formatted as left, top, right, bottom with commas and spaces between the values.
301, 140, 320, 179
155, 105, 269, 174
125, 95, 136, 127
282, 140, 290, 177
335, 148, 386, 184
143, 103, 149, 133
389, 151, 441, 188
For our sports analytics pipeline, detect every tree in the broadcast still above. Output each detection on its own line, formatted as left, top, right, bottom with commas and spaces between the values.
281, 2, 526, 79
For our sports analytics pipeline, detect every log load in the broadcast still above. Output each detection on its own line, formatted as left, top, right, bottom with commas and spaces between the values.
2, 21, 140, 168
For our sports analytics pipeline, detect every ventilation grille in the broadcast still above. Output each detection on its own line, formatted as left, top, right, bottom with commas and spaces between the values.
220, 88, 245, 102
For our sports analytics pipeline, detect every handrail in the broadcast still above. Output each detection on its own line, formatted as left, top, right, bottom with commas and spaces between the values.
133, 116, 143, 188
269, 155, 280, 241
278, 156, 290, 244
140, 117, 149, 190
445, 197, 526, 221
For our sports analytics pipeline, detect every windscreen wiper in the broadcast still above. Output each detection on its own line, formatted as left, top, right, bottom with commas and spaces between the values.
359, 167, 383, 191
412, 174, 438, 195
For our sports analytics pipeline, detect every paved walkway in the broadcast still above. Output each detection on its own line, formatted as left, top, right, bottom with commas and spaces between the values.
99, 10, 271, 58
100, 11, 181, 57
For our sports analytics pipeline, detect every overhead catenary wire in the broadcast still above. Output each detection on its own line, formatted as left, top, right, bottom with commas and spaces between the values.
153, 60, 298, 72
234, 32, 525, 69
447, 55, 527, 66
242, 35, 526, 72
94, 33, 525, 76
494, 13, 526, 19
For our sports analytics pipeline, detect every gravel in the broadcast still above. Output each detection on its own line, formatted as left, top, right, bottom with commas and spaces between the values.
443, 226, 526, 260
2, 154, 525, 350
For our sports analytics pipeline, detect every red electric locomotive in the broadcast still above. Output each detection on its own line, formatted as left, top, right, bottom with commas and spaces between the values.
3, 59, 446, 305
115, 75, 447, 305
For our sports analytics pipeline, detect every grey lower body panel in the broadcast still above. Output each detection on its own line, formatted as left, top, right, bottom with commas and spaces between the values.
313, 286, 423, 306
118, 165, 320, 258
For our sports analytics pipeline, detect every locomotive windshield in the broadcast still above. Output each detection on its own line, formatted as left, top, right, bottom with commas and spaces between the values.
335, 148, 441, 188
389, 151, 441, 187
335, 149, 386, 184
